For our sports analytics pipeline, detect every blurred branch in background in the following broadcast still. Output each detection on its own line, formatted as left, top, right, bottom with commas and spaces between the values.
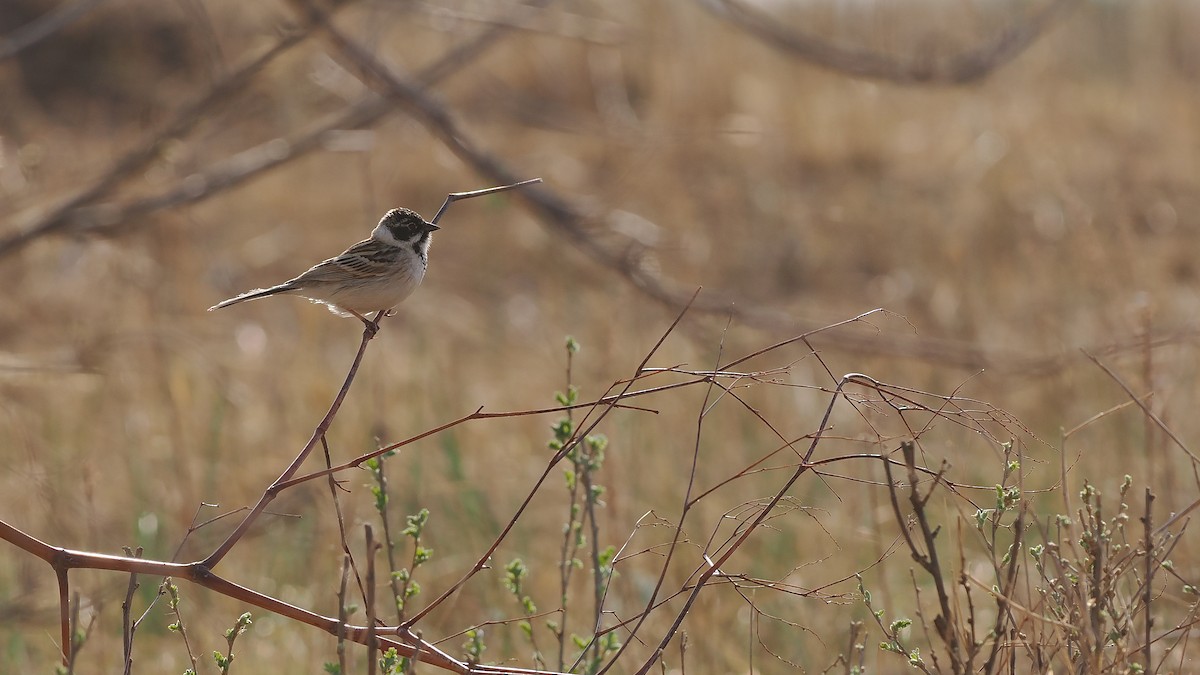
285, 0, 1196, 378
0, 25, 310, 257
0, 0, 544, 258
0, 0, 108, 62
699, 0, 1080, 83
0, 0, 1168, 378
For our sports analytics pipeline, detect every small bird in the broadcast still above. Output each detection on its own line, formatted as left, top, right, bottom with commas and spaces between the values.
209, 207, 439, 323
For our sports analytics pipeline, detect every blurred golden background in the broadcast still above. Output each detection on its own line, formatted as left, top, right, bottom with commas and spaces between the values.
2, 0, 1200, 672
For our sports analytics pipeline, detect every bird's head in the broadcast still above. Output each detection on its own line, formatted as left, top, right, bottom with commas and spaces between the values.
372, 207, 439, 248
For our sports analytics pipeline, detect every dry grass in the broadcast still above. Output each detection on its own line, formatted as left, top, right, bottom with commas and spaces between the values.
3, 1, 1200, 672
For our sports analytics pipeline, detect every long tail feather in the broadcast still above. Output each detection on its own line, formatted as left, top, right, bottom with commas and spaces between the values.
208, 284, 294, 311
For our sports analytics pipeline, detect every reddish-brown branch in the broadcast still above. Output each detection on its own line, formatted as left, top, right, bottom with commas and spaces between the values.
0, 520, 469, 672
203, 314, 383, 567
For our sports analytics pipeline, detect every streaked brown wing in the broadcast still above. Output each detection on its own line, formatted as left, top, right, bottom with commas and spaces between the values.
288, 239, 400, 285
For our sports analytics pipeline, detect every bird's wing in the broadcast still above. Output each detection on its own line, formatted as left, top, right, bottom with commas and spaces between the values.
288, 239, 399, 285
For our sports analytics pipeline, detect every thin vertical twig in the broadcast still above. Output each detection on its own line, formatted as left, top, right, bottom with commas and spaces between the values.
323, 435, 366, 603
1088, 496, 1104, 660
65, 592, 81, 674
679, 632, 688, 675
121, 546, 144, 675
372, 454, 406, 623
1141, 308, 1157, 492
366, 524, 379, 675
336, 553, 351, 675
556, 343, 581, 669
56, 567, 70, 667
882, 442, 963, 674
1142, 488, 1156, 672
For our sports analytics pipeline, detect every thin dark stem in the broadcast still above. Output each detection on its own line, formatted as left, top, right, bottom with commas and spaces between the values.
56, 567, 69, 667
372, 456, 405, 623
66, 592, 81, 675
982, 451, 1025, 674
121, 546, 143, 675
899, 442, 963, 673
1088, 498, 1104, 659
324, 435, 367, 603
557, 346, 581, 670
366, 524, 379, 675
583, 465, 604, 665
336, 554, 351, 675
1142, 488, 1155, 673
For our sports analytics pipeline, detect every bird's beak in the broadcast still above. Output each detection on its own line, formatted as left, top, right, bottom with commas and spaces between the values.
428, 223, 441, 231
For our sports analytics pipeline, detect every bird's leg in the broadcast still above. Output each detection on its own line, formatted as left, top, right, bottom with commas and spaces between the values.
349, 310, 380, 338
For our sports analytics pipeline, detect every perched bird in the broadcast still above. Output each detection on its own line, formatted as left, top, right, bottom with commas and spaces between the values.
209, 207, 439, 322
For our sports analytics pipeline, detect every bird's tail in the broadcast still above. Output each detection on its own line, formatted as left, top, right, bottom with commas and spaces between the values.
208, 284, 294, 311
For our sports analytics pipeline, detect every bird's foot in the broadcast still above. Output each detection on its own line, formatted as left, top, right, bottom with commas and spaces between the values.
350, 310, 379, 338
